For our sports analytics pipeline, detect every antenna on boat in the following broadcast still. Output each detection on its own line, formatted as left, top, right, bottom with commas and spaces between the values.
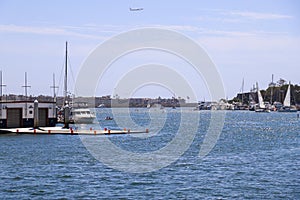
64, 41, 68, 105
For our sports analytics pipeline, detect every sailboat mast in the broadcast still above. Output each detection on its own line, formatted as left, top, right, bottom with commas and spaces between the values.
270, 74, 274, 104
0, 70, 3, 101
51, 73, 58, 117
241, 78, 244, 104
50, 73, 58, 102
0, 70, 7, 102
64, 41, 68, 102
22, 72, 31, 100
22, 72, 31, 119
53, 73, 56, 100
25, 72, 27, 98
0, 70, 2, 100
0, 70, 5, 118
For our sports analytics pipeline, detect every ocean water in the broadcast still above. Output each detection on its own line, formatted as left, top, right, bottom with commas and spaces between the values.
0, 108, 299, 199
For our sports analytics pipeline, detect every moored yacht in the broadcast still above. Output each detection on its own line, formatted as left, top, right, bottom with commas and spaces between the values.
70, 108, 95, 124
278, 83, 297, 112
59, 42, 96, 124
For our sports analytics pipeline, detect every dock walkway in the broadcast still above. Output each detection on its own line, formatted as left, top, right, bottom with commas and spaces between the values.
0, 127, 148, 135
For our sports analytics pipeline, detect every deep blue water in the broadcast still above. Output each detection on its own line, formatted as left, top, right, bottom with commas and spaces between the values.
0, 108, 299, 199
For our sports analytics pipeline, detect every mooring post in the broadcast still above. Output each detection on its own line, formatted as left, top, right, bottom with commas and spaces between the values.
64, 103, 70, 129
33, 99, 39, 129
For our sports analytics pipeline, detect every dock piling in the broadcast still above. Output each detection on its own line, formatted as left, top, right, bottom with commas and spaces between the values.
64, 103, 70, 129
33, 100, 39, 128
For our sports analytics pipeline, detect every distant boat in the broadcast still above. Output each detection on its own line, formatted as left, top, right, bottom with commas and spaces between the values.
150, 103, 164, 110
105, 116, 113, 120
255, 83, 270, 113
97, 104, 105, 108
278, 84, 297, 112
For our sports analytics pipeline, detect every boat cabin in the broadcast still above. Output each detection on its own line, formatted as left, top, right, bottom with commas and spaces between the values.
0, 101, 56, 128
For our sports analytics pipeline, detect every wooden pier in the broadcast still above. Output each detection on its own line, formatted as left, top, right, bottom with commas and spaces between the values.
0, 127, 149, 135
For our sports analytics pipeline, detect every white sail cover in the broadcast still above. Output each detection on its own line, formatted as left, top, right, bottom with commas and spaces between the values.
283, 84, 291, 107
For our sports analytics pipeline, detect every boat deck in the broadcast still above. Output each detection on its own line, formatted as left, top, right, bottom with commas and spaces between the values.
0, 127, 149, 135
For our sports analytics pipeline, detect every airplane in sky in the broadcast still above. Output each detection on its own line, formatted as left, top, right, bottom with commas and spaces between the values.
129, 7, 144, 11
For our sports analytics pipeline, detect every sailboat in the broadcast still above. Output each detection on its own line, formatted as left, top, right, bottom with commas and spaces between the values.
278, 83, 297, 112
255, 83, 270, 113
147, 103, 151, 109
62, 42, 96, 124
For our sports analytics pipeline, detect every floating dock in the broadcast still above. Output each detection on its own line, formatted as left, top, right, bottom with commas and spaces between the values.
0, 127, 149, 135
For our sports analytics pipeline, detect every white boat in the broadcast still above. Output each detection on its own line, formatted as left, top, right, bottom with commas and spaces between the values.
278, 84, 297, 112
255, 83, 270, 113
151, 103, 164, 109
70, 108, 95, 124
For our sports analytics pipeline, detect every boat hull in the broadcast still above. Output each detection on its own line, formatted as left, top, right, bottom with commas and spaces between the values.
278, 106, 298, 112
278, 109, 297, 113
255, 109, 270, 113
71, 117, 95, 124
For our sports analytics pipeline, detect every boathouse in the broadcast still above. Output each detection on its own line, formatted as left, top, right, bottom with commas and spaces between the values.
0, 100, 56, 128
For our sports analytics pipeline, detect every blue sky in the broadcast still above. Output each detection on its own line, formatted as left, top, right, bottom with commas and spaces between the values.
0, 0, 299, 100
